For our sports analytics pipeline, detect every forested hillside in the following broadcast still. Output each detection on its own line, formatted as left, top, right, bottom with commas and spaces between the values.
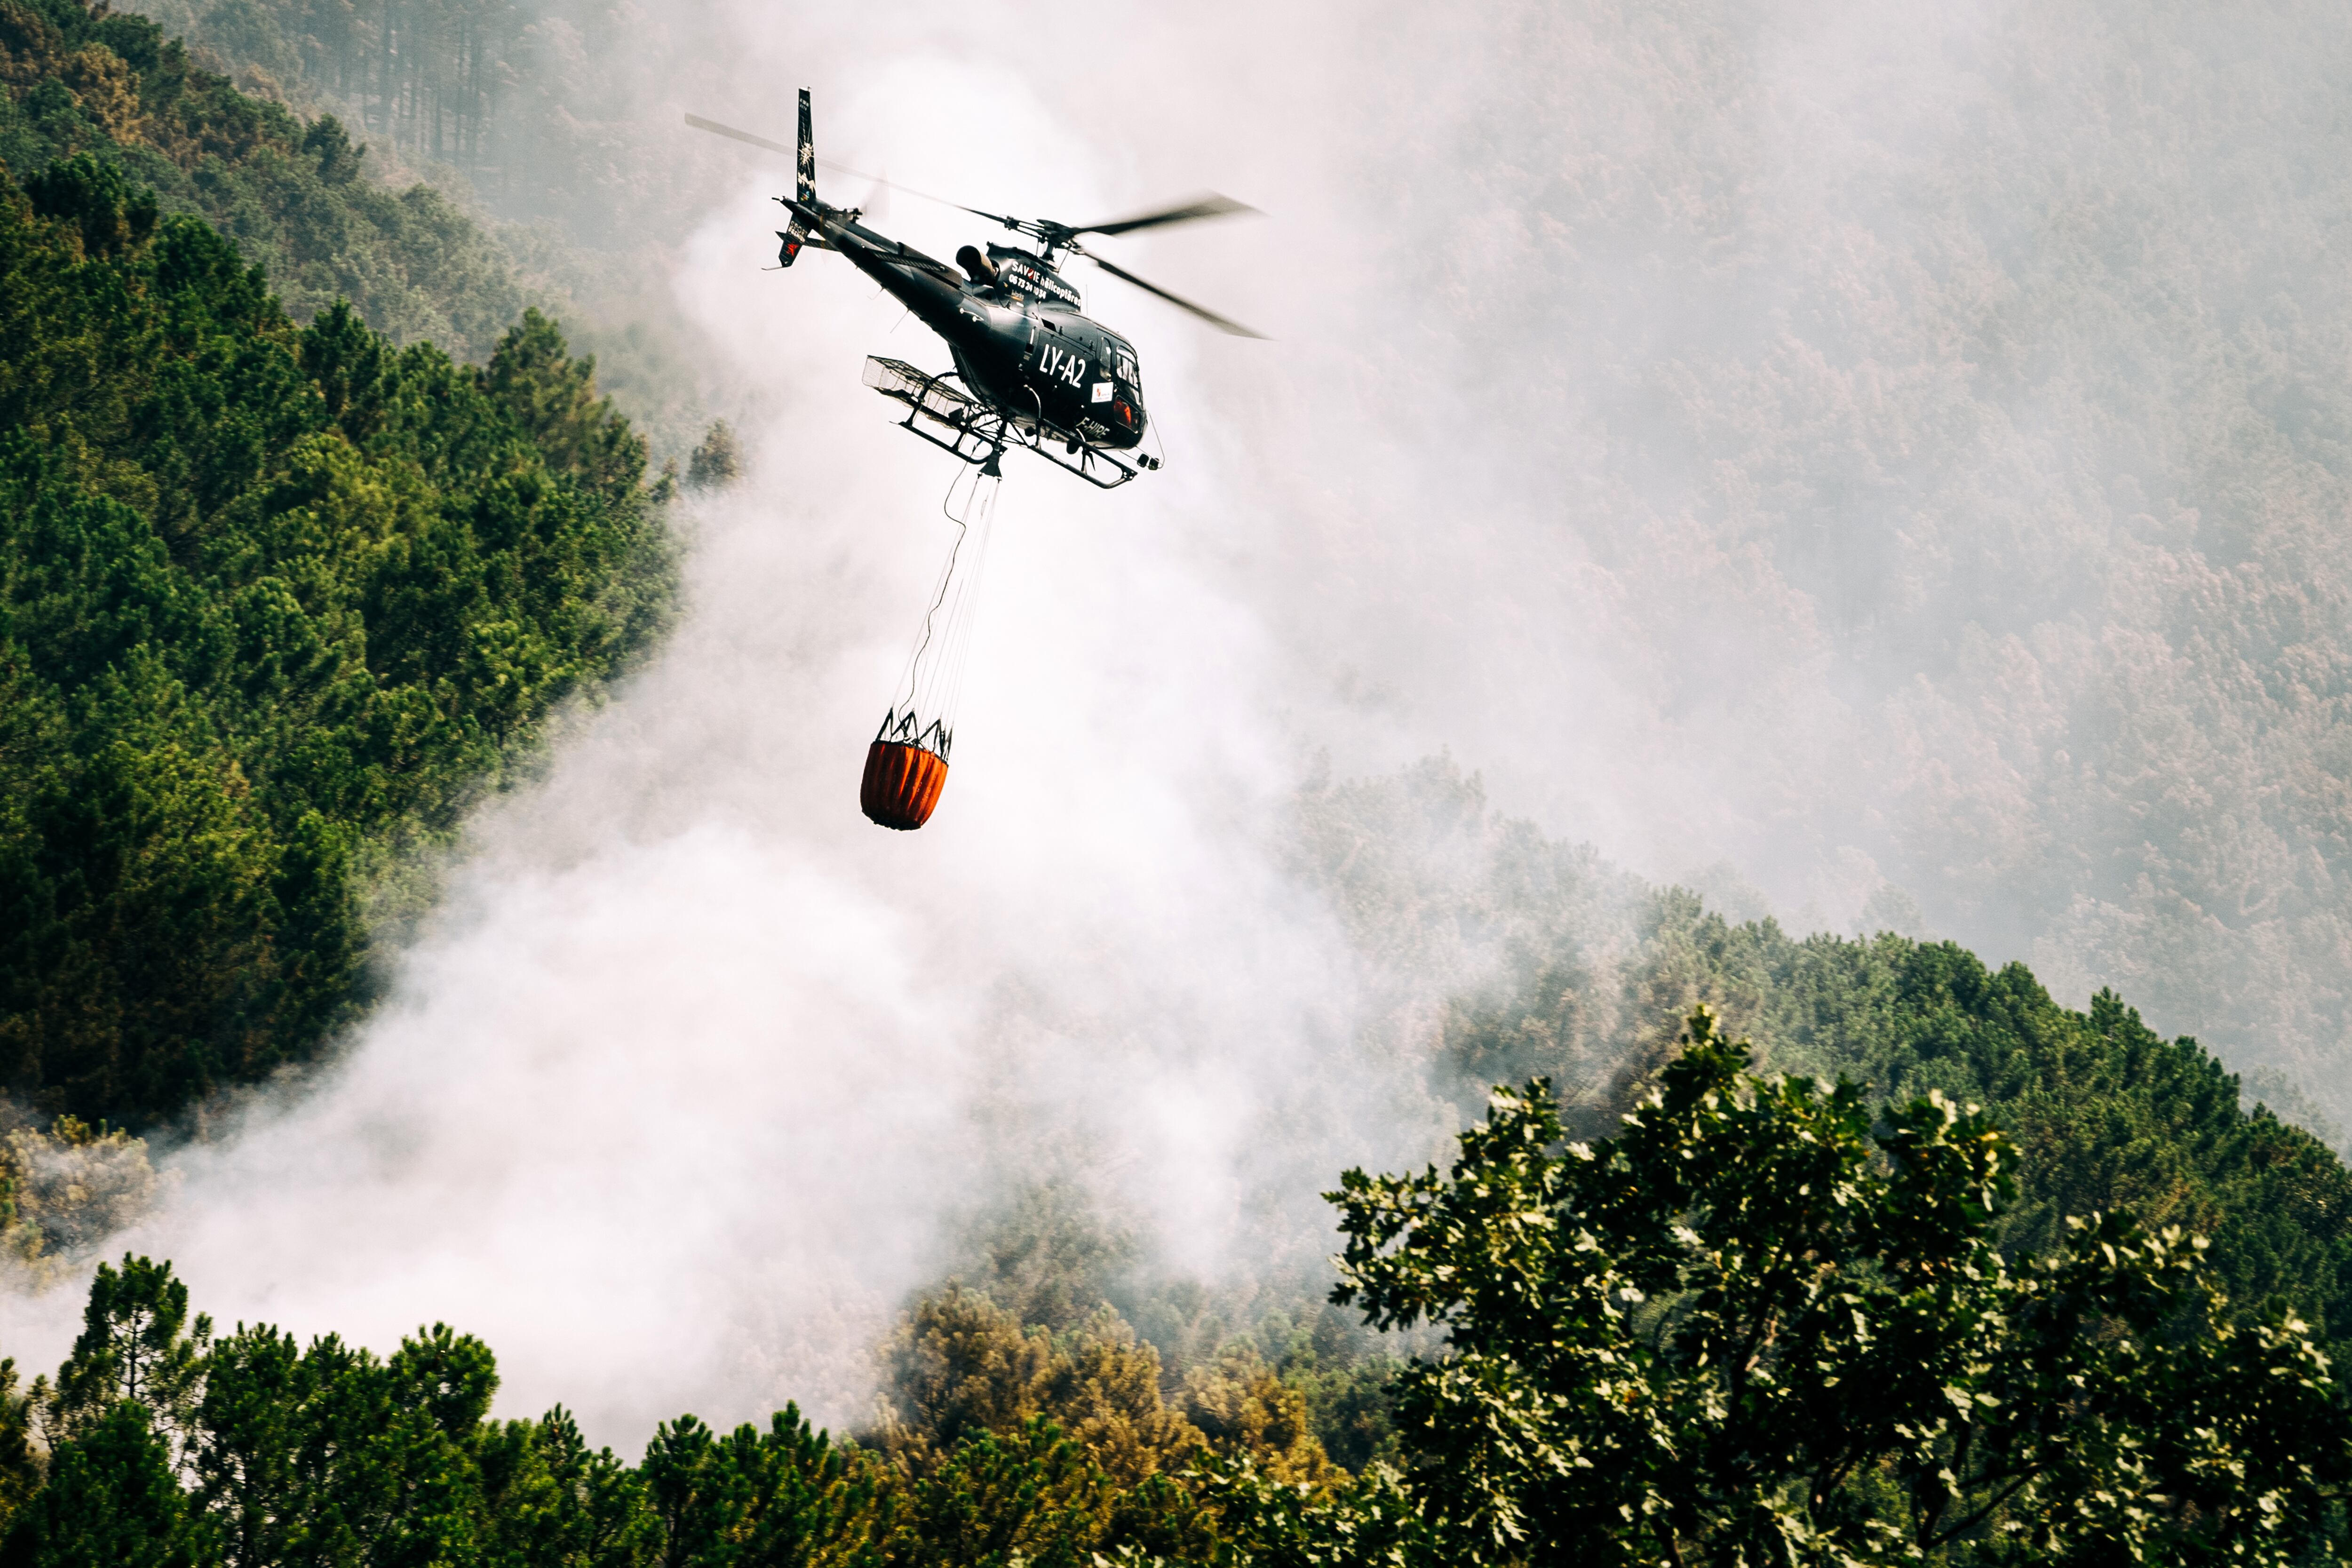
0, 150, 670, 1124
1294, 760, 2352, 1364
128, 0, 511, 175
0, 0, 532, 358
124, 0, 725, 237
99, 0, 747, 458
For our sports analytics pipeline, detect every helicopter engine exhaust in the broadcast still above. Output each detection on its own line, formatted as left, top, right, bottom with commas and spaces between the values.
956, 245, 997, 286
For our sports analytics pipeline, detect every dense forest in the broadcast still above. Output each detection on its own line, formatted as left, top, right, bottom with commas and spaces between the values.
0, 0, 532, 358
0, 992, 2344, 1563
2, 0, 723, 460
129, 0, 518, 175
12, 696, 2343, 1557
0, 139, 672, 1122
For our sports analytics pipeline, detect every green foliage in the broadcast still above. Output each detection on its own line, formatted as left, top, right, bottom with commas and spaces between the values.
3, 978, 2350, 1568
49, 1254, 210, 1444
182, 1323, 302, 1567
1178, 1348, 1338, 1493
0, 1260, 1238, 1565
0, 1362, 37, 1536
640, 1407, 893, 1568
190, 1318, 662, 1567
0, 1114, 161, 1276
478, 308, 646, 502
1338, 768, 2352, 1367
1326, 1007, 2352, 1565
1180, 1453, 1424, 1568
478, 1407, 657, 1567
683, 423, 739, 493
893, 1418, 1116, 1568
873, 1289, 1211, 1489
0, 1400, 196, 1568
188, 1318, 503, 1564
1262, 1353, 1397, 1479
0, 156, 670, 1124
1588, 900, 2352, 1357
0, 0, 529, 360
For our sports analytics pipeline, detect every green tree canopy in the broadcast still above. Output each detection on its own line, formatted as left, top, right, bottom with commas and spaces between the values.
0, 0, 531, 360
1325, 1007, 2352, 1565
0, 1400, 195, 1568
49, 1254, 210, 1445
0, 153, 670, 1125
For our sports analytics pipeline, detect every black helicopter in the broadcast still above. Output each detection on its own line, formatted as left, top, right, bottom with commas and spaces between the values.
686, 91, 1261, 488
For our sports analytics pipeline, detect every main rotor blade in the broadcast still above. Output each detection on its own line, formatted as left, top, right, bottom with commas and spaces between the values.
685, 114, 1257, 290
684, 113, 1014, 222
1079, 250, 1266, 339
684, 113, 795, 157
822, 166, 1014, 227
1073, 193, 1259, 239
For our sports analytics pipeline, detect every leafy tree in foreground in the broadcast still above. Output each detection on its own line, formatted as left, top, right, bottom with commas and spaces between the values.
1610, 902, 2352, 1353
1324, 1006, 2352, 1565
1301, 764, 2352, 1371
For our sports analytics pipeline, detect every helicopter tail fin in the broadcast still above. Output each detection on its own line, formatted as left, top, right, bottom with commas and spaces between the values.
775, 88, 817, 267
796, 88, 816, 206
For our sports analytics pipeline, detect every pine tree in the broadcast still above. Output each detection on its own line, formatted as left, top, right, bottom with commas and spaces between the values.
683, 421, 740, 492
48, 1256, 211, 1455
0, 1362, 38, 1537
0, 1401, 197, 1568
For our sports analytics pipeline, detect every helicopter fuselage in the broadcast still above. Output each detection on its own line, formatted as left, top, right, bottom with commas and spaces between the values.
788, 199, 1149, 453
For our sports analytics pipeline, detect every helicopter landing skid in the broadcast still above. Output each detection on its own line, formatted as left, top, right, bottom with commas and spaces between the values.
861, 357, 1139, 490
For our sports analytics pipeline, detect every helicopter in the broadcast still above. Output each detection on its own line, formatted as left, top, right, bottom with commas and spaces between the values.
685, 91, 1262, 488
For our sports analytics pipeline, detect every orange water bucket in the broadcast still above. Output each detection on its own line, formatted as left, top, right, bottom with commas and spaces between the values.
861, 740, 949, 830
